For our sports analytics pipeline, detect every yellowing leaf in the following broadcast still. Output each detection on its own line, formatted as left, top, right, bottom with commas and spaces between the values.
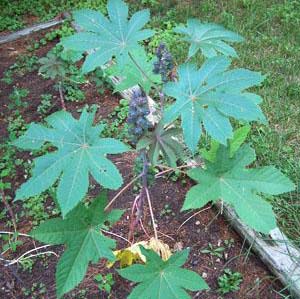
108, 238, 172, 268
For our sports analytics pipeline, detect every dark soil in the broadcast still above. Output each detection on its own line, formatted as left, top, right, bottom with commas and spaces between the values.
0, 28, 288, 299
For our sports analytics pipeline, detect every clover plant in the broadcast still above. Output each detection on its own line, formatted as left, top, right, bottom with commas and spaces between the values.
13, 0, 295, 297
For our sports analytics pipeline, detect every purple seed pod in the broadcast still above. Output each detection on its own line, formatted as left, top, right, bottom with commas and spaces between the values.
153, 43, 174, 83
127, 89, 151, 143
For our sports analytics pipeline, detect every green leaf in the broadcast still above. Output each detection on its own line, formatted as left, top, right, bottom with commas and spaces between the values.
137, 122, 184, 167
118, 247, 208, 299
229, 125, 250, 157
200, 139, 219, 162
183, 144, 295, 233
107, 48, 161, 93
61, 0, 155, 73
200, 125, 250, 161
13, 108, 129, 216
31, 191, 123, 298
39, 52, 66, 80
163, 57, 266, 152
174, 19, 244, 58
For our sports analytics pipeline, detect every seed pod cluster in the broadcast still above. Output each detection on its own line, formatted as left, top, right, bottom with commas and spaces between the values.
153, 43, 174, 83
127, 89, 151, 143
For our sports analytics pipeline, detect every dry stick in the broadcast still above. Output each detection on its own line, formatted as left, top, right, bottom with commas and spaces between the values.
157, 230, 175, 242
145, 187, 158, 240
104, 173, 143, 211
8, 244, 54, 264
101, 229, 131, 245
139, 220, 151, 239
1, 191, 17, 232
0, 231, 30, 237
177, 205, 212, 232
58, 81, 66, 110
155, 163, 200, 178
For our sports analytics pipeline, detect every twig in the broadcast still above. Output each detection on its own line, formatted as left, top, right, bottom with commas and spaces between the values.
139, 220, 151, 239
157, 230, 175, 241
104, 173, 143, 211
101, 229, 131, 245
7, 245, 54, 266
1, 191, 17, 232
155, 163, 201, 178
145, 187, 158, 240
10, 251, 59, 265
177, 205, 212, 232
0, 231, 30, 237
58, 81, 66, 110
1, 245, 58, 267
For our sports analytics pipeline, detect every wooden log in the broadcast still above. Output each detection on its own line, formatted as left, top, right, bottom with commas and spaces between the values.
0, 19, 64, 44
218, 202, 300, 298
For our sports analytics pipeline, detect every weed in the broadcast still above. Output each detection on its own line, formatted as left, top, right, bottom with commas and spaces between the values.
102, 99, 130, 140
21, 282, 47, 299
217, 268, 243, 295
201, 243, 225, 259
8, 87, 29, 110
37, 94, 53, 115
159, 204, 175, 218
94, 273, 115, 295
1, 232, 23, 253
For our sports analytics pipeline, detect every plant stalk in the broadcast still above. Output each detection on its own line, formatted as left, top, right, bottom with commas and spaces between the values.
58, 81, 66, 110
1, 191, 17, 232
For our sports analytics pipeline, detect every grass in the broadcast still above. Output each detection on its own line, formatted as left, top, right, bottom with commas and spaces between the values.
129, 0, 300, 245
1, 0, 299, 243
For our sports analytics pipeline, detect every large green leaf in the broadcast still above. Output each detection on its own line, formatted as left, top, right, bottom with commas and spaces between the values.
136, 122, 184, 167
118, 247, 208, 299
61, 0, 154, 73
200, 125, 251, 162
13, 108, 128, 216
31, 192, 123, 298
107, 48, 161, 93
163, 56, 266, 152
183, 144, 295, 233
174, 19, 244, 58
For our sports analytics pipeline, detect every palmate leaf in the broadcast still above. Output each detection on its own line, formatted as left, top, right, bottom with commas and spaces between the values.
200, 125, 251, 162
107, 48, 161, 94
31, 192, 123, 298
174, 19, 244, 58
61, 0, 154, 73
118, 247, 208, 299
39, 52, 66, 80
163, 56, 266, 152
13, 108, 128, 216
136, 122, 184, 167
183, 144, 295, 233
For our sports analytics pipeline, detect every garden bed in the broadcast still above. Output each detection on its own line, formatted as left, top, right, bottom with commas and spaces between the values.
0, 27, 290, 299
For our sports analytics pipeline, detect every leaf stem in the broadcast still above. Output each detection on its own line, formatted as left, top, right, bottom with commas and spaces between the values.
1, 191, 17, 232
128, 51, 161, 95
104, 173, 143, 211
101, 229, 131, 244
145, 186, 158, 240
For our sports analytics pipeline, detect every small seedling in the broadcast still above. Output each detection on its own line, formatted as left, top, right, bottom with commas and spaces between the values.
201, 243, 225, 258
218, 268, 243, 295
160, 204, 175, 218
94, 273, 115, 295
8, 87, 29, 110
37, 94, 53, 114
